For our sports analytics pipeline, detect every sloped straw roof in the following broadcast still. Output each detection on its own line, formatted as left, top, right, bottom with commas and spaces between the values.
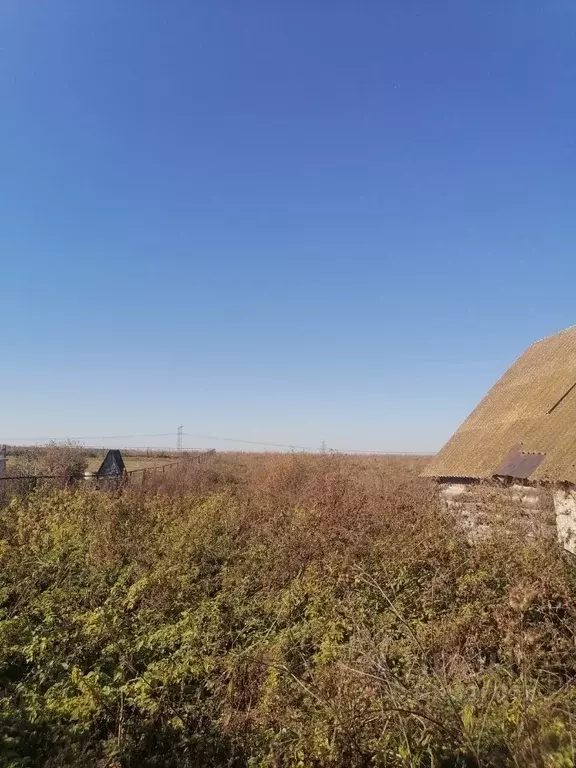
423, 325, 576, 483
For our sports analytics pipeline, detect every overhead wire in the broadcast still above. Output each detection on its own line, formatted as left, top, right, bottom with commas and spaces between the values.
1, 432, 429, 455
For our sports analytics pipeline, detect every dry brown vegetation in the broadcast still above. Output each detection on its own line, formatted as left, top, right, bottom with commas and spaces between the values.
1, 452, 576, 767
7, 440, 89, 479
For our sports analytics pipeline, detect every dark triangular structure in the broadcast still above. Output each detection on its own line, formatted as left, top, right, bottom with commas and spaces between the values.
97, 450, 126, 477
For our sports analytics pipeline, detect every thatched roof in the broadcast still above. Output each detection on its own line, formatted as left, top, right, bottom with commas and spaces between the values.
423, 326, 576, 483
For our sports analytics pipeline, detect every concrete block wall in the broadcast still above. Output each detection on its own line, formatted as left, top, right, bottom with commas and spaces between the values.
439, 482, 557, 545
553, 489, 576, 554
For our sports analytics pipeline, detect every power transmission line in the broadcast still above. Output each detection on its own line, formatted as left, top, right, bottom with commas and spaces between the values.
181, 434, 428, 454
182, 433, 312, 450
0, 431, 432, 455
1, 432, 176, 442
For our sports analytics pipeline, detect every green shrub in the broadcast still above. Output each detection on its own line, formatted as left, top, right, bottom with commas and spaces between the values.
1, 454, 576, 766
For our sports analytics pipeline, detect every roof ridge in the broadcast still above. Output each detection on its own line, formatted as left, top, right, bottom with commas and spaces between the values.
531, 324, 576, 346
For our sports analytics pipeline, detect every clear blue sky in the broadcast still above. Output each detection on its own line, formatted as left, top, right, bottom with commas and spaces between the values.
2, 1, 576, 452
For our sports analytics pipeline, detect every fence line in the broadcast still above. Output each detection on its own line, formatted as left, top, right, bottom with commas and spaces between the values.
0, 450, 217, 507
0, 475, 63, 481
0, 450, 217, 483
125, 450, 216, 480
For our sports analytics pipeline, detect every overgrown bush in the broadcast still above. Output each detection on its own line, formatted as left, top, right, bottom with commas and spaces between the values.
8, 440, 88, 481
1, 453, 576, 767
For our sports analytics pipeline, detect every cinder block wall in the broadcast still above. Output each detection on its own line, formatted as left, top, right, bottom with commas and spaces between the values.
553, 489, 576, 554
438, 482, 558, 545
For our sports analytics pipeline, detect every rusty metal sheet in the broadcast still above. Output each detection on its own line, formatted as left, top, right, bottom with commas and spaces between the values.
494, 447, 545, 479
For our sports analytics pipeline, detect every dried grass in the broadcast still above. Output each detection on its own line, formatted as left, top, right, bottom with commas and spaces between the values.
1, 452, 575, 767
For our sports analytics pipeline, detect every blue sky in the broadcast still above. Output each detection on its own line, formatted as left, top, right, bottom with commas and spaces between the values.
1, 1, 576, 452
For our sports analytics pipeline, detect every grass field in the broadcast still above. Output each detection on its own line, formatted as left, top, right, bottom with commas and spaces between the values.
6, 456, 176, 473
5, 446, 184, 476
84, 455, 178, 473
2, 451, 576, 767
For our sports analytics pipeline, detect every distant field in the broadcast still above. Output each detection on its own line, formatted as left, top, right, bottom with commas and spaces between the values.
4, 451, 181, 475
84, 455, 177, 473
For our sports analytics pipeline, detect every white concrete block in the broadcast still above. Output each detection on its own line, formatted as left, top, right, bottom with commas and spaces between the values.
440, 484, 469, 498
553, 489, 576, 554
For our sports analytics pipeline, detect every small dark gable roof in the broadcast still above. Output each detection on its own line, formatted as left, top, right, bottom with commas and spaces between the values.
97, 450, 126, 477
